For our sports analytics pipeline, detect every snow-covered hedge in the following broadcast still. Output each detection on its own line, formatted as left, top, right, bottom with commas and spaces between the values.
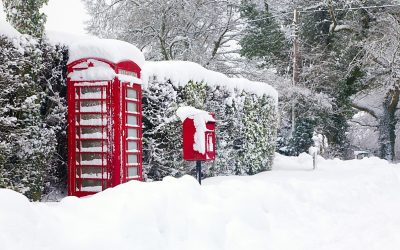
0, 28, 68, 200
142, 61, 278, 180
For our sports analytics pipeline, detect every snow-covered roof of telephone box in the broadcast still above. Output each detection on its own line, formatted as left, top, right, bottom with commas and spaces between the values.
67, 39, 145, 68
142, 61, 278, 105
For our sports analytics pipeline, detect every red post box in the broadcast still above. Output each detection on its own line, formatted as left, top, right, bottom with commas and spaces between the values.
66, 40, 144, 197
177, 107, 216, 161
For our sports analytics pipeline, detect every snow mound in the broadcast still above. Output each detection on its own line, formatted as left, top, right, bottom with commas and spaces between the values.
1, 154, 400, 250
68, 39, 145, 68
142, 61, 278, 104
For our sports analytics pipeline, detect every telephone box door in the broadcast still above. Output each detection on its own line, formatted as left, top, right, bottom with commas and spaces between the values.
69, 81, 114, 196
121, 83, 143, 182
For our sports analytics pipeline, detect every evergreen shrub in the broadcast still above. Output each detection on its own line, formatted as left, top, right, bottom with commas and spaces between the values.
142, 69, 278, 180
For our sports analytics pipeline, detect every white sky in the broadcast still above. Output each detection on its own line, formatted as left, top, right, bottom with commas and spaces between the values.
42, 0, 89, 35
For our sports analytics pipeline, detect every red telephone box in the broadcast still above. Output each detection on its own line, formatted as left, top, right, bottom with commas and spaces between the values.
181, 112, 216, 161
67, 50, 144, 197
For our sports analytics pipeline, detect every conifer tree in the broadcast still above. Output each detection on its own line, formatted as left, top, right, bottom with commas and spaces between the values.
0, 34, 67, 200
287, 118, 315, 156
204, 85, 236, 176
240, 0, 289, 70
2, 0, 49, 38
142, 80, 183, 180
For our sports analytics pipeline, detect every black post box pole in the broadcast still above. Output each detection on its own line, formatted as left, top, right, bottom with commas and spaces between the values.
196, 160, 202, 185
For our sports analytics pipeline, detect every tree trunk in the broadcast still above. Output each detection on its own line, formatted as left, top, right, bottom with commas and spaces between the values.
378, 90, 399, 161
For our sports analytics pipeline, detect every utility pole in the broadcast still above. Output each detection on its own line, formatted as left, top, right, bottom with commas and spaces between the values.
291, 8, 300, 137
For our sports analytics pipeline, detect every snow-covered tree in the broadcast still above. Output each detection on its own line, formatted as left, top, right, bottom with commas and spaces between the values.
240, 0, 289, 71
352, 11, 400, 161
2, 0, 49, 38
0, 33, 68, 200
83, 0, 243, 74
239, 0, 395, 158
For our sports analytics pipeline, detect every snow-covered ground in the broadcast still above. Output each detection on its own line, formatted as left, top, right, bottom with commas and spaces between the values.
1, 154, 400, 250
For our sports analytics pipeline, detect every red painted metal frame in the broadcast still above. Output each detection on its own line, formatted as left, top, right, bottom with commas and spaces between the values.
117, 60, 143, 183
123, 84, 143, 182
67, 58, 143, 197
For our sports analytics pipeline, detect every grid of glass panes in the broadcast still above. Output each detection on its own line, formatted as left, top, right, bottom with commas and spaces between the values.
125, 86, 141, 179
75, 84, 110, 192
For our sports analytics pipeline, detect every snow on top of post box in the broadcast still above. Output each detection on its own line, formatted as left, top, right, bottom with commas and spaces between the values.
142, 61, 278, 105
68, 39, 145, 68
176, 106, 215, 123
176, 106, 215, 155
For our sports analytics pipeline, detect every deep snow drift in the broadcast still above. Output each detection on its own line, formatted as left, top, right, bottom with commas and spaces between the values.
1, 154, 400, 250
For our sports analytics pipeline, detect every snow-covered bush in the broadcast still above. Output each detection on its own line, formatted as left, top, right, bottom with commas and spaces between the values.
142, 61, 278, 180
0, 34, 68, 200
2, 0, 48, 38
